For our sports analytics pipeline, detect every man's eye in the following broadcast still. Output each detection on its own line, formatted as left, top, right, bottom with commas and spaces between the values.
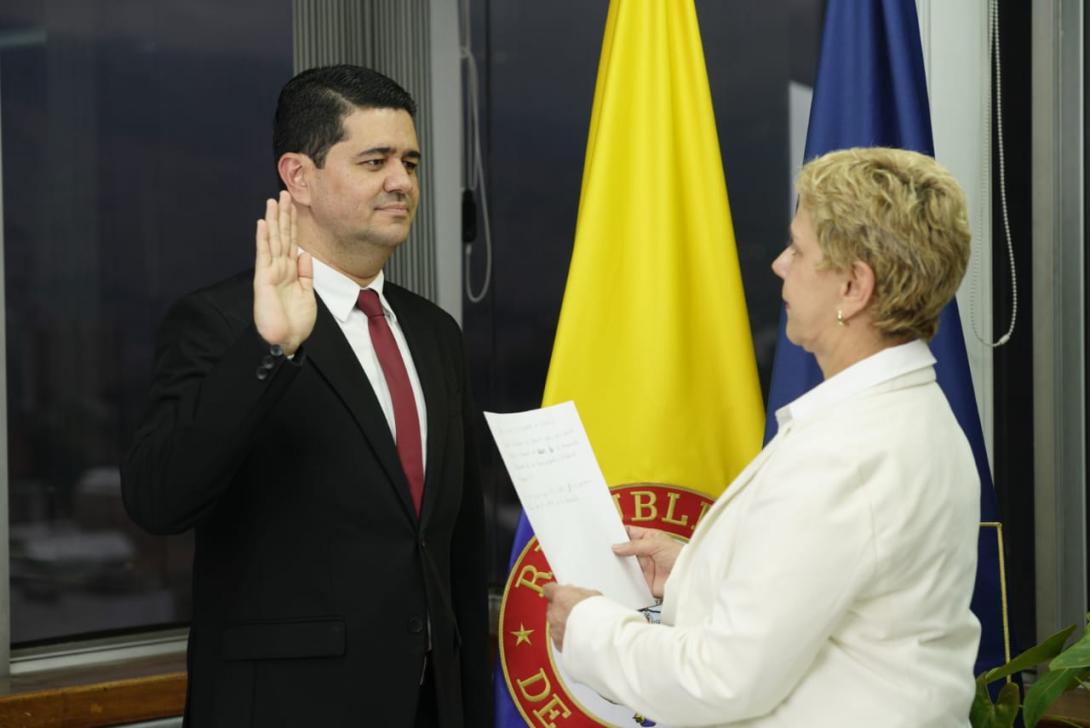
404, 161, 419, 174
361, 159, 384, 168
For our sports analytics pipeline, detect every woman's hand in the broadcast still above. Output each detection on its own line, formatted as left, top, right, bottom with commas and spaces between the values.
612, 525, 684, 599
543, 583, 600, 651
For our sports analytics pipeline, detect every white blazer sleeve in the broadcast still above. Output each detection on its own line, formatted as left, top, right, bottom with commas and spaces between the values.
558, 440, 879, 725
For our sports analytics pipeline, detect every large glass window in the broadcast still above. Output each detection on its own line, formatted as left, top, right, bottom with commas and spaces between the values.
1, 0, 292, 644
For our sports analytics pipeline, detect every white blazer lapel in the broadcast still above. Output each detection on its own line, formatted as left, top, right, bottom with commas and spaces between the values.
685, 425, 792, 552
662, 425, 793, 624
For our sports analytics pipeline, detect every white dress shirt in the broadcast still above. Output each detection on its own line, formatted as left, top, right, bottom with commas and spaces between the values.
311, 257, 427, 469
560, 340, 981, 727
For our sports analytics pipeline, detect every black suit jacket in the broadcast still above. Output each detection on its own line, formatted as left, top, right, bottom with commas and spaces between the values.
122, 272, 489, 727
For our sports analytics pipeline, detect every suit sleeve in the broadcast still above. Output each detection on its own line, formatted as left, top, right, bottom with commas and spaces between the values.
447, 331, 493, 727
558, 440, 876, 725
121, 290, 305, 535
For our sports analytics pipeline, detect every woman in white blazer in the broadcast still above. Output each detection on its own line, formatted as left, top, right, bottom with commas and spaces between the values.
544, 147, 982, 728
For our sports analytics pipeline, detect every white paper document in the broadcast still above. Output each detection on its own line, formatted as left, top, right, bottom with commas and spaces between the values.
484, 401, 655, 610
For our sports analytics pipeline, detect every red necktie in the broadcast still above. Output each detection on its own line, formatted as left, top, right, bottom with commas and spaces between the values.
356, 289, 424, 515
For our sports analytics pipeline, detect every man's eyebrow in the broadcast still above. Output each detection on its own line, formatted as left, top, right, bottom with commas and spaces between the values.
355, 146, 422, 160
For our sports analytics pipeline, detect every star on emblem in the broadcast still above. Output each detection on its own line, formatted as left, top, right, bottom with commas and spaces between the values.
510, 623, 534, 646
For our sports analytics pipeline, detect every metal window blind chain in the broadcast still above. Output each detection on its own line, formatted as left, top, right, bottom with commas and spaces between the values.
970, 0, 1017, 348
461, 0, 492, 304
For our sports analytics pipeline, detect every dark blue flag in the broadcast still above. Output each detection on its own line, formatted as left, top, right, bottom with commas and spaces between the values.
765, 0, 1009, 678
494, 516, 533, 726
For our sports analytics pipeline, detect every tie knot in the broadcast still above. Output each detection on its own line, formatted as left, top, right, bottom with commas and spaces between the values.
356, 289, 385, 319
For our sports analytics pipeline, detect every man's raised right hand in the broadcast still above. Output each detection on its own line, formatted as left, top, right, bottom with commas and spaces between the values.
253, 191, 315, 356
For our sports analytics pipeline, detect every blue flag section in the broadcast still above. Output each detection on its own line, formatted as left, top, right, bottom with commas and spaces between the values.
494, 515, 533, 726
764, 0, 1009, 678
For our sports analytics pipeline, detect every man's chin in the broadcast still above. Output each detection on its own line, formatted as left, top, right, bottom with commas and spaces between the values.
374, 236, 410, 249
364, 227, 412, 249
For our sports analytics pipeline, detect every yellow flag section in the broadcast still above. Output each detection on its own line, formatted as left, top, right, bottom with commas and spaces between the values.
542, 0, 763, 496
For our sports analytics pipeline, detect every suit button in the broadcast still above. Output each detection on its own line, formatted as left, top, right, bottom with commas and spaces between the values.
408, 616, 424, 634
255, 366, 269, 381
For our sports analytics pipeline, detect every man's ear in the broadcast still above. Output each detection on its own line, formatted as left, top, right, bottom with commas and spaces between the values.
277, 153, 313, 205
841, 259, 876, 319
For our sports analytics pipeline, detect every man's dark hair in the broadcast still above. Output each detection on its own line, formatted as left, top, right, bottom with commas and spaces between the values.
273, 65, 416, 173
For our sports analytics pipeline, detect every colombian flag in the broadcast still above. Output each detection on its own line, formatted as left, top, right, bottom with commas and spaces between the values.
495, 1, 764, 724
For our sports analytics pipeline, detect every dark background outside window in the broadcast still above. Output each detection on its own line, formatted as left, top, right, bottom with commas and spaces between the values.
1, 0, 291, 644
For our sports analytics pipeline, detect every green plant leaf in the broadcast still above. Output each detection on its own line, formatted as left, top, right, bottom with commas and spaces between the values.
1052, 627, 1090, 669
979, 624, 1077, 685
970, 680, 997, 727
994, 681, 1020, 725
970, 680, 1021, 728
1022, 666, 1081, 727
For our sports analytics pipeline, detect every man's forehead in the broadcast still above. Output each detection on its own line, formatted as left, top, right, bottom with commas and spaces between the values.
339, 106, 418, 147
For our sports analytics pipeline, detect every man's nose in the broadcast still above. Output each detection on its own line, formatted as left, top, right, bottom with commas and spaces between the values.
384, 161, 414, 193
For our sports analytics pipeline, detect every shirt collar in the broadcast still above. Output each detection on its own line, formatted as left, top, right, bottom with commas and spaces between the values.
775, 339, 936, 429
310, 256, 396, 323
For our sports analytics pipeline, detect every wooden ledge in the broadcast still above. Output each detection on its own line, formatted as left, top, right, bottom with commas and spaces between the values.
0, 650, 1084, 728
0, 652, 186, 728
1041, 688, 1090, 727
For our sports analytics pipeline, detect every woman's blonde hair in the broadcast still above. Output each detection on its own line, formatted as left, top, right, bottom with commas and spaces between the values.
796, 147, 971, 341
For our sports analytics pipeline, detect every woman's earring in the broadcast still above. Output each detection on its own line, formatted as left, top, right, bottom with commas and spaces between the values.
836, 309, 847, 326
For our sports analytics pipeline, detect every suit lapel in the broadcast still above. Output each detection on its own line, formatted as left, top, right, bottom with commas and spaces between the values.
663, 430, 791, 626
305, 299, 417, 519
386, 287, 448, 524
683, 426, 791, 554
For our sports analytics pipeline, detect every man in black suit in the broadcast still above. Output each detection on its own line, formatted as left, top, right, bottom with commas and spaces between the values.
122, 65, 489, 728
